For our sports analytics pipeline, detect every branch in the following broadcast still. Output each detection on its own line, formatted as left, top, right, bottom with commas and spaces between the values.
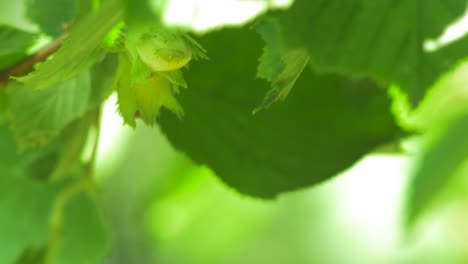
0, 35, 65, 89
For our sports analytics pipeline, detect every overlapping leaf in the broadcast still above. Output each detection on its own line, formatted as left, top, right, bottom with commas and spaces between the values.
158, 27, 402, 198
261, 0, 468, 105
254, 17, 310, 112
17, 0, 123, 90
7, 54, 117, 149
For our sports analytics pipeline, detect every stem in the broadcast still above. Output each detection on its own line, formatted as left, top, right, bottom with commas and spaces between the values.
46, 178, 96, 263
86, 107, 103, 178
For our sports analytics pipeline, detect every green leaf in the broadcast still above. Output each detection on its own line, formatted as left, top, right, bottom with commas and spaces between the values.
24, 0, 76, 36
89, 53, 120, 107
0, 127, 63, 264
121, 0, 164, 25
17, 0, 124, 90
255, 18, 286, 82
115, 55, 138, 127
0, 89, 8, 124
265, 0, 468, 105
0, 126, 109, 264
254, 18, 310, 113
406, 112, 468, 225
0, 25, 38, 71
0, 175, 63, 264
158, 27, 402, 198
0, 52, 28, 72
48, 192, 109, 264
0, 25, 37, 56
160, 69, 188, 90
15, 247, 46, 264
47, 114, 95, 181
7, 72, 92, 149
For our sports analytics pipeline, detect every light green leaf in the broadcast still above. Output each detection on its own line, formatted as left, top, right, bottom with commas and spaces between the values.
17, 0, 124, 90
7, 72, 91, 149
115, 54, 137, 126
406, 112, 468, 225
25, 0, 75, 36
158, 27, 402, 198
266, 0, 468, 105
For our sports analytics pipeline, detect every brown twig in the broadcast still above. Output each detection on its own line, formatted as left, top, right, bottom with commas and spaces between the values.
0, 35, 66, 89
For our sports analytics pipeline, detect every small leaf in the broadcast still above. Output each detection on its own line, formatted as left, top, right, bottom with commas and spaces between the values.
160, 69, 188, 90
406, 112, 468, 226
254, 18, 310, 113
255, 48, 309, 113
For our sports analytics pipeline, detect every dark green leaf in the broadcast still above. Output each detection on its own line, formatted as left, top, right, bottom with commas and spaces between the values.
406, 112, 468, 225
265, 0, 468, 105
25, 0, 76, 36
158, 27, 402, 198
15, 247, 46, 264
0, 25, 37, 56
0, 52, 28, 72
0, 26, 38, 71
